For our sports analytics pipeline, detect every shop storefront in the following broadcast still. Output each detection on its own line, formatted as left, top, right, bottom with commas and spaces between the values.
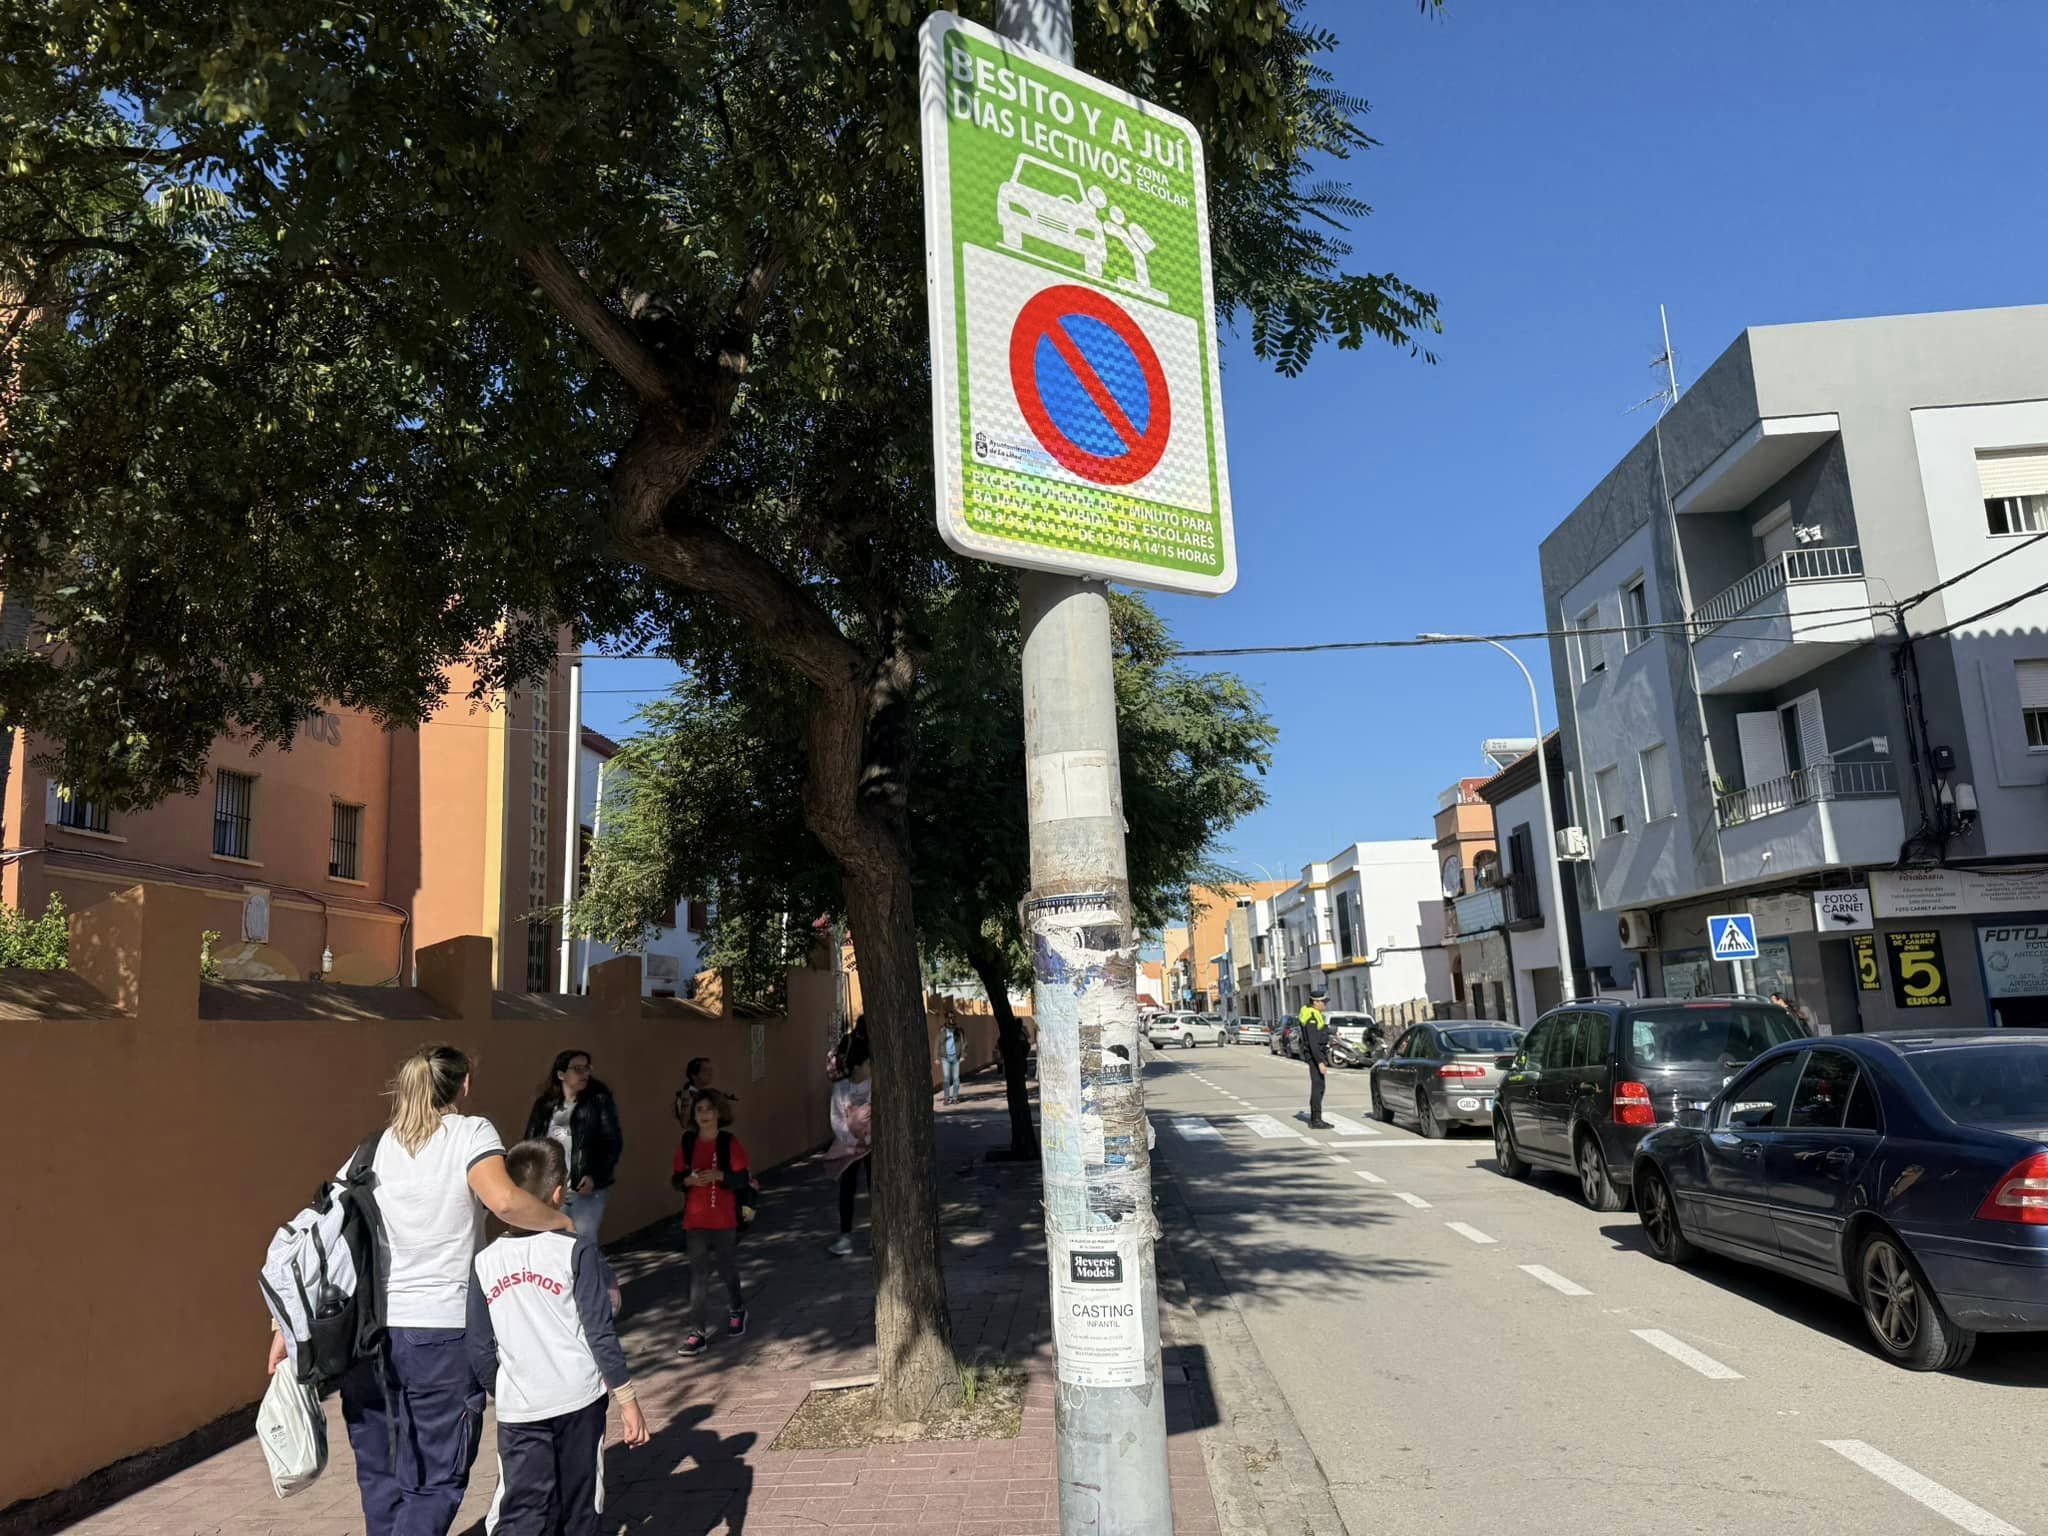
1867, 868, 2048, 1030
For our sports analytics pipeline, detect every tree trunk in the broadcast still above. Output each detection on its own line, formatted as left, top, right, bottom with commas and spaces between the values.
969, 941, 1037, 1159
841, 851, 959, 1420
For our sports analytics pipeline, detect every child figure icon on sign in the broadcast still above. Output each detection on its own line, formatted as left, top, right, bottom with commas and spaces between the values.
1103, 203, 1168, 307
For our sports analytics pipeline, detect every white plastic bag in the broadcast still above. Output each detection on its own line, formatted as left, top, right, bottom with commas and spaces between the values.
256, 1363, 327, 1498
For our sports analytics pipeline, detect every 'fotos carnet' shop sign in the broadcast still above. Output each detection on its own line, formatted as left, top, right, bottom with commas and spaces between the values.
918, 13, 1235, 595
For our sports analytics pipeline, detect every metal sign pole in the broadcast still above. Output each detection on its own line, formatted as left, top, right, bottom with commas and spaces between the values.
998, 19, 1173, 1536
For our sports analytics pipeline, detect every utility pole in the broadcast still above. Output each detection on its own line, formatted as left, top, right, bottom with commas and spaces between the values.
999, 6, 1174, 1532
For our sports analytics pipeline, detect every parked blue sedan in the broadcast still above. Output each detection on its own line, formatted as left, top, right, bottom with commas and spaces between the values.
1630, 1031, 2048, 1371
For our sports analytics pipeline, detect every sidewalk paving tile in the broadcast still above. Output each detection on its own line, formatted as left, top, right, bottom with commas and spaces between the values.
34, 1072, 1224, 1535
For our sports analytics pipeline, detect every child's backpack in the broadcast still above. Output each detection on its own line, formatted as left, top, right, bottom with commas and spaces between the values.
259, 1133, 389, 1387
681, 1129, 761, 1234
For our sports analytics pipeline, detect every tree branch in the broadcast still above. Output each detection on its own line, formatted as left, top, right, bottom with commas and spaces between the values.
712, 244, 786, 408
518, 244, 675, 404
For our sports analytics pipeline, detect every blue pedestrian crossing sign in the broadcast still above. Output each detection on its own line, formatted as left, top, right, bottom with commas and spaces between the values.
1708, 913, 1759, 962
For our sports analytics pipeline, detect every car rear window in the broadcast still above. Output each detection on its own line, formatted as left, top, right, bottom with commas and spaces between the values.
1908, 1042, 2048, 1129
1626, 1005, 1804, 1070
1441, 1027, 1521, 1054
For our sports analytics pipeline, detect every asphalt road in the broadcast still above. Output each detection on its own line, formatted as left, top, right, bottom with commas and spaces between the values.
1143, 1038, 2048, 1536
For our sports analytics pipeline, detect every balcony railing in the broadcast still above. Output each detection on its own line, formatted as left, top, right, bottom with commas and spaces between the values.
1715, 759, 1894, 828
1691, 545, 1864, 634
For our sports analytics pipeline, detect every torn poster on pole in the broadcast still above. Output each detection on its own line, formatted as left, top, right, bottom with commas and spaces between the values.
1025, 891, 1152, 1235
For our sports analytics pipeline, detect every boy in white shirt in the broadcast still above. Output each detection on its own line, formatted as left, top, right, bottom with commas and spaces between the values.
469, 1139, 648, 1535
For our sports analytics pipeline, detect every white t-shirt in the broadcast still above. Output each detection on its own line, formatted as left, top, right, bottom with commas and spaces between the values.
357, 1114, 506, 1328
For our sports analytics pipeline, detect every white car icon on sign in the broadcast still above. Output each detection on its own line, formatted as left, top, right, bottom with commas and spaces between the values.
998, 154, 1106, 279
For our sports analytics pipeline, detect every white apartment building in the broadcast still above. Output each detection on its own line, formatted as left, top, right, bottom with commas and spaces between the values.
1541, 304, 2048, 1033
1272, 840, 1446, 1018
568, 728, 708, 997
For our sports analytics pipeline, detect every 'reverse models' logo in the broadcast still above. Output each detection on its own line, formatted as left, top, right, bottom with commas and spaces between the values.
1069, 1250, 1123, 1285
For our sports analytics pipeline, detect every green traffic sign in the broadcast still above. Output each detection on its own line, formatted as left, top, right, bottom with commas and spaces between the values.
918, 13, 1236, 595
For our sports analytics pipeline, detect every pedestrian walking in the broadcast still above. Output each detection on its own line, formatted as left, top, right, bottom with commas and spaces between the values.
825, 1030, 873, 1258
937, 1016, 963, 1104
266, 1044, 572, 1536
468, 1139, 648, 1536
1299, 997, 1333, 1128
672, 1090, 755, 1356
524, 1049, 624, 1245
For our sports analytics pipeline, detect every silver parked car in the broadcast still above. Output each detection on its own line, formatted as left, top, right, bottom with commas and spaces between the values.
1147, 1012, 1228, 1049
1371, 1022, 1524, 1138
1232, 1016, 1272, 1045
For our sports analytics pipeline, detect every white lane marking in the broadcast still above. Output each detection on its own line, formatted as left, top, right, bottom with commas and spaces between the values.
1325, 1154, 1348, 1165
1821, 1441, 2022, 1536
1321, 1113, 1381, 1138
1327, 1140, 1471, 1151
1237, 1114, 1300, 1141
1444, 1221, 1496, 1245
1518, 1265, 1590, 1297
1394, 1192, 1432, 1209
1355, 1170, 1386, 1185
1630, 1329, 1742, 1381
1167, 1116, 1224, 1143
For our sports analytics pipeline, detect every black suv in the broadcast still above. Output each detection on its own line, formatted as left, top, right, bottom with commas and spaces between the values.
1492, 996, 1807, 1210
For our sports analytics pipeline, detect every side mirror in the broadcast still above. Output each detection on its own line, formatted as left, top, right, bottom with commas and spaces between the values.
1676, 1107, 1708, 1130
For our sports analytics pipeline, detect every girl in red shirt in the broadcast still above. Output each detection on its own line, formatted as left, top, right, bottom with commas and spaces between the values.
671, 1091, 754, 1356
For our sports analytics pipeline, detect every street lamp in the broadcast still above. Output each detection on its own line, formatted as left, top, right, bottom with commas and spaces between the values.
1419, 634, 1579, 1002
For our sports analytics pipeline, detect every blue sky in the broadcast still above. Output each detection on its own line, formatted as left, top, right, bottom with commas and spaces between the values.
585, 0, 2048, 883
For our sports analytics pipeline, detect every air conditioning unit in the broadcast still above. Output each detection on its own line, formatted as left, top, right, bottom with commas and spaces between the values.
1558, 826, 1591, 861
1617, 909, 1655, 950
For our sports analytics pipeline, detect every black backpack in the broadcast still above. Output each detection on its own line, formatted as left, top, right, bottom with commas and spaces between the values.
679, 1129, 760, 1234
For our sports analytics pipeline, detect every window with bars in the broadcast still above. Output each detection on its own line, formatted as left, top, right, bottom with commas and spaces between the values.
213, 770, 255, 859
53, 787, 110, 833
330, 802, 363, 879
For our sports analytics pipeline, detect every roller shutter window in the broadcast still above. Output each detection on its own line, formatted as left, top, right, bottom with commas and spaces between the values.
1978, 449, 2048, 536
2017, 659, 2048, 750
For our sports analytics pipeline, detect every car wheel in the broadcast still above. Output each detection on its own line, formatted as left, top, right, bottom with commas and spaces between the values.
1493, 1113, 1529, 1178
1575, 1130, 1626, 1212
1417, 1090, 1448, 1139
1181, 1034, 1196, 1050
1370, 1078, 1395, 1124
1636, 1167, 1696, 1265
1857, 1231, 1977, 1371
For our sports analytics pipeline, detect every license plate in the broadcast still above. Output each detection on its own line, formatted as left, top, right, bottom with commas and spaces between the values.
1483, 1097, 1494, 1112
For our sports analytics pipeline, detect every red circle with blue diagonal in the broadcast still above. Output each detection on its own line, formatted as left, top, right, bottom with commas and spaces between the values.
1010, 285, 1171, 487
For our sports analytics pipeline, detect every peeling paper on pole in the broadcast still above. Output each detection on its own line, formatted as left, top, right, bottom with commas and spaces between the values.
1025, 892, 1155, 1240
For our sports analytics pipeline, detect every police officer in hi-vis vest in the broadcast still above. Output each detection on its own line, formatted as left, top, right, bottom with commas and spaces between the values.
1298, 995, 1332, 1129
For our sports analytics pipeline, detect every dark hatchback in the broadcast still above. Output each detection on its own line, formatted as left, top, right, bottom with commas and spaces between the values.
1631, 1032, 2048, 1370
1493, 997, 1807, 1210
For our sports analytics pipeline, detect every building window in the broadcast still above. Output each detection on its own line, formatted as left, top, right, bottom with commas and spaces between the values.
686, 899, 710, 934
1640, 742, 1674, 821
1595, 764, 1626, 836
1621, 577, 1649, 652
52, 787, 110, 834
1575, 605, 1606, 681
213, 771, 255, 859
2019, 661, 2048, 750
330, 802, 363, 879
1986, 495, 2048, 537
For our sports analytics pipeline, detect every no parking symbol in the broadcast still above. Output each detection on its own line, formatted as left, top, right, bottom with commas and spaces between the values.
1009, 285, 1171, 487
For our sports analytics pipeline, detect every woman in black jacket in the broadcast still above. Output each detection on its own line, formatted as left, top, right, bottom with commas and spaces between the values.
525, 1049, 625, 1242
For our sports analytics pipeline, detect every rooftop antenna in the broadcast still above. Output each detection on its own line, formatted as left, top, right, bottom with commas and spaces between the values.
1627, 302, 1683, 415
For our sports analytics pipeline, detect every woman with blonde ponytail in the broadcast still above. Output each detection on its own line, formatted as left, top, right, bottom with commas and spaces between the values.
267, 1043, 573, 1536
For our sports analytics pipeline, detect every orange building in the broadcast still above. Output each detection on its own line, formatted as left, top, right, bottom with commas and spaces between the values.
2, 657, 578, 988
1185, 880, 1293, 1011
